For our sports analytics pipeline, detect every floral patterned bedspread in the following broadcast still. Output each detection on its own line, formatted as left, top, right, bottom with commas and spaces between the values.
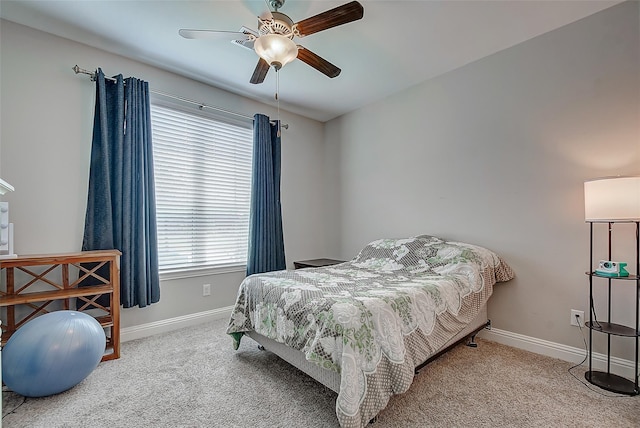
227, 235, 514, 427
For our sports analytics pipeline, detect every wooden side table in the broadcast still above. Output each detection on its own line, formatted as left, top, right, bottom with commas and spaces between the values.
293, 258, 345, 269
0, 250, 121, 361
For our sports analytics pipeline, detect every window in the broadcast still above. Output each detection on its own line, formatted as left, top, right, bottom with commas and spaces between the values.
150, 102, 253, 274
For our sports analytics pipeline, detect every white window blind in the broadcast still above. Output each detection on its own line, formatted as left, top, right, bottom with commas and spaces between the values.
150, 103, 253, 273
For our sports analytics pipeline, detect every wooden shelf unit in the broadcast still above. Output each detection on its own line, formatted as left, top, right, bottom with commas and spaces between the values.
0, 250, 121, 361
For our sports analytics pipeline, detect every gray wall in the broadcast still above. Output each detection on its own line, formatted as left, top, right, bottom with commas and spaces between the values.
324, 2, 640, 358
1, 2, 639, 359
0, 19, 328, 329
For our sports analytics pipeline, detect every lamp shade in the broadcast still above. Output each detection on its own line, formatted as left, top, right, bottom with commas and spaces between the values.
584, 176, 640, 221
254, 34, 298, 70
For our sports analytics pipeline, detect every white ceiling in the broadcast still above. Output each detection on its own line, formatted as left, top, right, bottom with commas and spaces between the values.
0, 0, 621, 122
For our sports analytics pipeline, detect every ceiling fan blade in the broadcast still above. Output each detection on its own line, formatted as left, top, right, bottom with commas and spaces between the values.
294, 1, 364, 37
179, 29, 251, 41
296, 46, 341, 78
250, 58, 271, 84
232, 38, 255, 51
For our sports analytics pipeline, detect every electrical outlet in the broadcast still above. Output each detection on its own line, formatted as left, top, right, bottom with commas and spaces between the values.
202, 283, 211, 296
571, 309, 584, 327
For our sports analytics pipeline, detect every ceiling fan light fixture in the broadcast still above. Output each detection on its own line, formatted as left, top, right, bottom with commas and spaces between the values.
254, 34, 298, 70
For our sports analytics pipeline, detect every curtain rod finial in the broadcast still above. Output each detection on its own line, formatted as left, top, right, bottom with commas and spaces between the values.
72, 64, 97, 81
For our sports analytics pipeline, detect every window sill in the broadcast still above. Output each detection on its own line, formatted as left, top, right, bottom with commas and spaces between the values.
159, 264, 246, 281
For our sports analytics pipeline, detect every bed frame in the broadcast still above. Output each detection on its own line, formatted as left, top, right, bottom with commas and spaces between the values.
246, 305, 490, 394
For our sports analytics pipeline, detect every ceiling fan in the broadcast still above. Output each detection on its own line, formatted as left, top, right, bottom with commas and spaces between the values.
179, 0, 364, 84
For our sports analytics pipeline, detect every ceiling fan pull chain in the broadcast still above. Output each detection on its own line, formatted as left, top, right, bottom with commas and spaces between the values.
276, 69, 281, 137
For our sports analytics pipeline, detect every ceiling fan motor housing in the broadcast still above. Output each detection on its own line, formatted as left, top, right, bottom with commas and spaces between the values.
259, 12, 294, 38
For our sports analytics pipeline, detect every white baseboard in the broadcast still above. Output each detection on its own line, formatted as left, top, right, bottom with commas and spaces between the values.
120, 308, 637, 382
121, 306, 234, 343
479, 327, 638, 381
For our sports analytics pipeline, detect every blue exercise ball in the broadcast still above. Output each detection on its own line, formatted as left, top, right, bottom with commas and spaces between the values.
2, 310, 106, 397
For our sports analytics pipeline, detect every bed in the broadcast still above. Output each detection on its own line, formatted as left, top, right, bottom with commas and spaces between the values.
227, 235, 514, 427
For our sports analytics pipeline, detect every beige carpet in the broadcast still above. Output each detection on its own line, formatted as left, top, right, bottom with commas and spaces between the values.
2, 317, 639, 427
